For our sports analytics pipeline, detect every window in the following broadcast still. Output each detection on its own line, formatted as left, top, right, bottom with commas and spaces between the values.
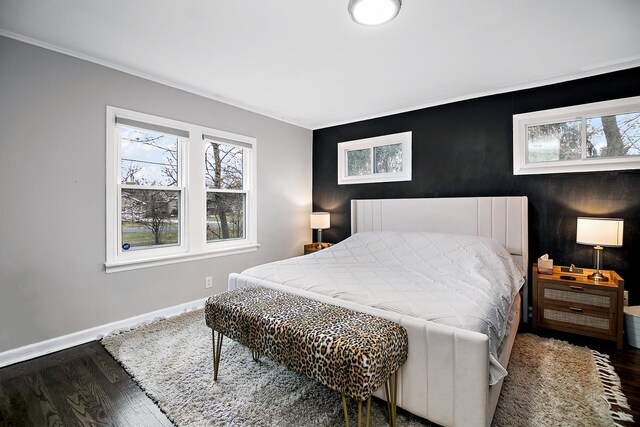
119, 123, 184, 251
204, 137, 249, 243
337, 132, 412, 184
106, 107, 257, 273
513, 96, 640, 175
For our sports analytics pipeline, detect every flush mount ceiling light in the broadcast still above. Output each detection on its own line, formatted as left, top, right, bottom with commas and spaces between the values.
348, 0, 402, 26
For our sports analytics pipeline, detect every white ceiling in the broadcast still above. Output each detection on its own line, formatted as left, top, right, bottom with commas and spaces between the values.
1, 0, 639, 129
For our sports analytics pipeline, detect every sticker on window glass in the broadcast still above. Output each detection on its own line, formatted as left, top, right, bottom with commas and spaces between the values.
122, 243, 131, 251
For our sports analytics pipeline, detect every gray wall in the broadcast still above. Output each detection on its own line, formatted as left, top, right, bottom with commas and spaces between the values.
0, 36, 313, 353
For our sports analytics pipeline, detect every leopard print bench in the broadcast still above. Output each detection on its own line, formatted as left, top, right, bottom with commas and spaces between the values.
205, 286, 409, 427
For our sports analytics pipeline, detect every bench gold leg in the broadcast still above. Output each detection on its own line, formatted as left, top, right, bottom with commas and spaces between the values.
342, 393, 350, 427
341, 393, 371, 427
365, 395, 371, 427
251, 348, 260, 362
212, 330, 223, 381
384, 382, 391, 423
384, 372, 398, 427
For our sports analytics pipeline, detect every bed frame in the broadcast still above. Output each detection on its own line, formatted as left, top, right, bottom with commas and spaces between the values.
229, 196, 528, 427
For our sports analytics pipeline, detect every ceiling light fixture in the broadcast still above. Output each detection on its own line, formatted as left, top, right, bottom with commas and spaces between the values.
348, 0, 402, 26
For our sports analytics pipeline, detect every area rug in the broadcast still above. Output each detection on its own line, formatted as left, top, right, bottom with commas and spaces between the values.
101, 309, 633, 426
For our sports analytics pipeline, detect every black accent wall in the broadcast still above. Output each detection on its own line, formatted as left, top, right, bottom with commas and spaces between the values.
312, 67, 640, 307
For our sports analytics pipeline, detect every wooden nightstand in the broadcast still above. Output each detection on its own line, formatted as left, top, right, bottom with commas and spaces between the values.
532, 264, 624, 349
303, 243, 333, 255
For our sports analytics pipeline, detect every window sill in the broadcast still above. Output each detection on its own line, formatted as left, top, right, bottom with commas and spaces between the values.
514, 158, 640, 175
338, 173, 412, 185
104, 243, 260, 273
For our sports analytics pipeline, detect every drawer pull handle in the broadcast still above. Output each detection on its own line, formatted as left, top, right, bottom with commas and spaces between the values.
569, 286, 583, 290
569, 307, 583, 312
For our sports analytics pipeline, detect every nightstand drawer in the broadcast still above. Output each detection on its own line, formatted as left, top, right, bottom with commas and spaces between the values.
543, 287, 611, 309
542, 308, 611, 331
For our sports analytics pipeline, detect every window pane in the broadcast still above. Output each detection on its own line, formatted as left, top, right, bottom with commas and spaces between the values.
586, 113, 640, 158
526, 121, 581, 163
120, 126, 179, 186
207, 192, 245, 241
121, 189, 180, 250
205, 142, 244, 190
374, 144, 403, 173
346, 148, 372, 176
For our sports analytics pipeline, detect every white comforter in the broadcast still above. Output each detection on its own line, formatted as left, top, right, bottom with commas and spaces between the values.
241, 231, 525, 384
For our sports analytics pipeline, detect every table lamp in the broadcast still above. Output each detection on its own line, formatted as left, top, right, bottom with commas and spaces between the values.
310, 212, 330, 247
576, 217, 623, 281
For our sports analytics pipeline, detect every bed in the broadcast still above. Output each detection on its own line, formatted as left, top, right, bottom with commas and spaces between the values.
228, 196, 528, 427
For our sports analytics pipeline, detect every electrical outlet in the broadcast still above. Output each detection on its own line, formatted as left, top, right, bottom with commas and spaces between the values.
205, 276, 213, 289
624, 290, 629, 307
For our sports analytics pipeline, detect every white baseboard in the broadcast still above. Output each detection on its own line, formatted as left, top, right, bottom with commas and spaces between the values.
0, 296, 209, 368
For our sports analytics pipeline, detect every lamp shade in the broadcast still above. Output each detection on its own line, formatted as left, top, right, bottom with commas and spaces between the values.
576, 217, 624, 247
310, 212, 330, 230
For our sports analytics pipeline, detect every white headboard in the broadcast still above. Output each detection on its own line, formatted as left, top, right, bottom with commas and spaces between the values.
351, 196, 529, 320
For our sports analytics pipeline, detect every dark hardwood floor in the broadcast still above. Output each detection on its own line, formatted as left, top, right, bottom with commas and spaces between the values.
608, 347, 640, 426
0, 333, 638, 426
0, 342, 172, 427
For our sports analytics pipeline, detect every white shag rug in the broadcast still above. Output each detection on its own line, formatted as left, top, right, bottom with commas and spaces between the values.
101, 309, 633, 427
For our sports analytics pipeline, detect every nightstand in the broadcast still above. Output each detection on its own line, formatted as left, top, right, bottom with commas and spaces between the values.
304, 243, 333, 255
532, 264, 624, 349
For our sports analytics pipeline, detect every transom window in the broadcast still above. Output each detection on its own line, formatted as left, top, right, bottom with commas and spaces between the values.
513, 96, 640, 175
337, 132, 412, 184
106, 107, 257, 273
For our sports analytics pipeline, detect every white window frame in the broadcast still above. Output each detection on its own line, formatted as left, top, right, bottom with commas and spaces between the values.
513, 96, 640, 175
337, 131, 412, 185
106, 106, 258, 273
